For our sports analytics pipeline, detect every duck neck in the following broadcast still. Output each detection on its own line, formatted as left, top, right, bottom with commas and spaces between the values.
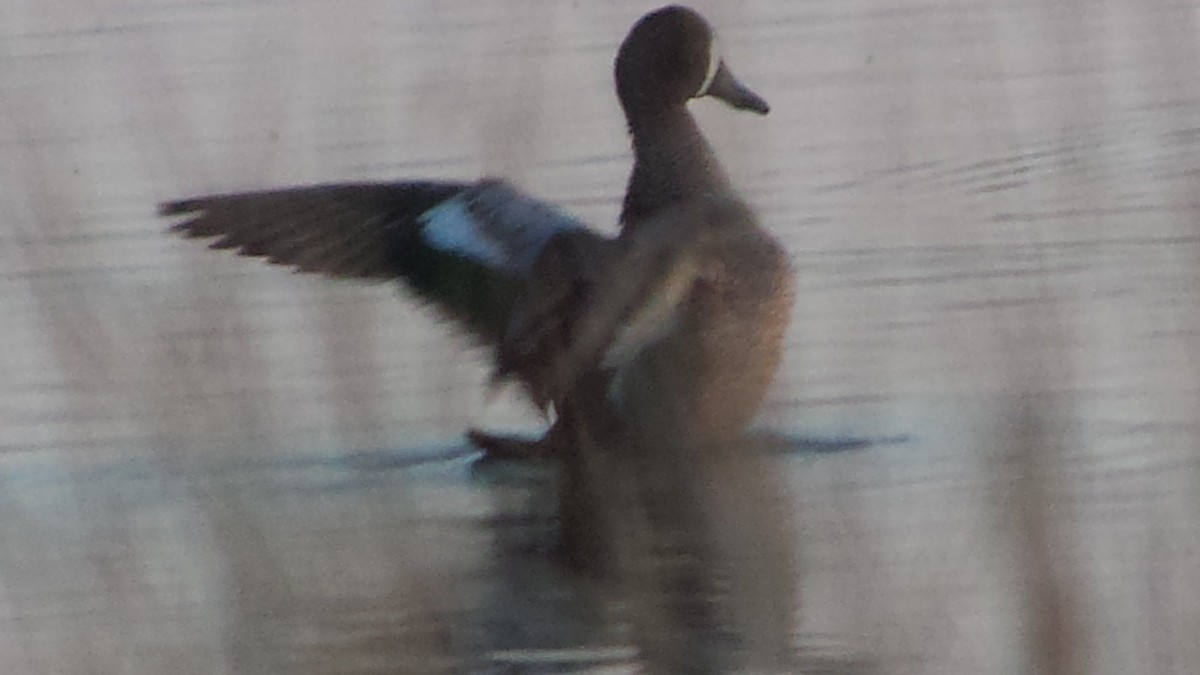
620, 105, 732, 228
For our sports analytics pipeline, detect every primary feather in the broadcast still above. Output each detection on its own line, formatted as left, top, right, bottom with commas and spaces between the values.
163, 179, 600, 352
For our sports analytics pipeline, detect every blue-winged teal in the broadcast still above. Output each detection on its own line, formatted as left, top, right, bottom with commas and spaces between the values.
163, 5, 792, 465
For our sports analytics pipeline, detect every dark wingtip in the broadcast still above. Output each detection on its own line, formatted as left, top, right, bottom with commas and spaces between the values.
163, 216, 203, 237
160, 198, 213, 237
158, 199, 197, 217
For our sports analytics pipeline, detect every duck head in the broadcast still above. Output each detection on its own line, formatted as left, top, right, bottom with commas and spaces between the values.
615, 5, 769, 120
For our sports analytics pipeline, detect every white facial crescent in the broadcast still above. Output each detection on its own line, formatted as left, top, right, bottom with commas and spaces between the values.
696, 37, 721, 97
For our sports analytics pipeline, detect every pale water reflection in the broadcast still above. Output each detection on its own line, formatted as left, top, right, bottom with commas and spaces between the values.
0, 434, 878, 673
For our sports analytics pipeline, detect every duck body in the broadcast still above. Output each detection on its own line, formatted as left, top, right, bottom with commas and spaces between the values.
496, 5, 789, 462
614, 204, 794, 448
612, 35, 791, 444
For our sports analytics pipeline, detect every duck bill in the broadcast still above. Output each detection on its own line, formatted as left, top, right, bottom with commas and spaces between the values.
705, 61, 770, 115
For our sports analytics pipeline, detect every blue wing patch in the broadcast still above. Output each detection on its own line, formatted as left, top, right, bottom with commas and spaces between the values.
418, 196, 511, 269
417, 180, 587, 274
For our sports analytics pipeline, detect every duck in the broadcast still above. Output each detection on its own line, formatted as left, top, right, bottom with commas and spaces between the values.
162, 5, 790, 466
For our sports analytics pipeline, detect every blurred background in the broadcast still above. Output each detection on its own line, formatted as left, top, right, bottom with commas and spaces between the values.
2, 0, 1199, 672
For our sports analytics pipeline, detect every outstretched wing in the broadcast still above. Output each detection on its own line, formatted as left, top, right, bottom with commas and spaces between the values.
162, 179, 601, 347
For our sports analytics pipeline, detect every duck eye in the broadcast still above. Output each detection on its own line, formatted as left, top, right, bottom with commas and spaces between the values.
696, 38, 721, 97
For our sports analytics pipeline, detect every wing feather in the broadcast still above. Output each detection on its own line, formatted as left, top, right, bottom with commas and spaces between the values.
163, 180, 599, 346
